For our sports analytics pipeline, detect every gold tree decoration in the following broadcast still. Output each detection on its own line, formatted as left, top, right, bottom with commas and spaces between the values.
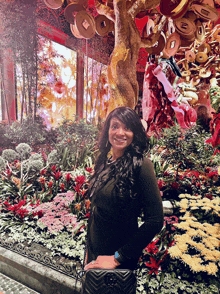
94, 0, 166, 112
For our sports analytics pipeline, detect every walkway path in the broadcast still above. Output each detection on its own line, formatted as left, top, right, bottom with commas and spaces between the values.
0, 273, 40, 294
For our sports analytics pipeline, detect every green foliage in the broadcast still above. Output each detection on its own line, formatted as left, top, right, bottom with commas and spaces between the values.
53, 118, 98, 170
136, 271, 219, 294
152, 124, 220, 172
2, 116, 56, 151
209, 86, 220, 112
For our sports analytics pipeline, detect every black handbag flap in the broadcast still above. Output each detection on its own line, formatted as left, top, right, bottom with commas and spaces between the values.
82, 269, 136, 294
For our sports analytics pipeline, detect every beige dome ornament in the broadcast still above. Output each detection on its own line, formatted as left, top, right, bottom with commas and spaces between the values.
44, 0, 64, 9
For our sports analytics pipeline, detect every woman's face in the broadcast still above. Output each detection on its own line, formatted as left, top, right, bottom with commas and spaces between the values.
108, 117, 134, 157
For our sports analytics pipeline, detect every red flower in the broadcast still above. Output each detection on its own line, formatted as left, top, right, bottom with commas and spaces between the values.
41, 150, 47, 163
163, 171, 170, 176
51, 165, 57, 172
40, 169, 47, 176
4, 201, 10, 207
157, 179, 165, 190
145, 257, 162, 275
85, 212, 90, 218
171, 182, 180, 189
74, 184, 81, 193
145, 239, 159, 254
85, 167, 93, 173
205, 194, 213, 200
66, 173, 71, 184
6, 169, 12, 178
33, 210, 43, 218
75, 175, 86, 185
53, 170, 62, 180
207, 171, 218, 179
169, 240, 175, 247
206, 114, 220, 148
16, 208, 29, 220
39, 177, 46, 185
48, 181, 53, 188
196, 182, 201, 188
60, 183, 65, 192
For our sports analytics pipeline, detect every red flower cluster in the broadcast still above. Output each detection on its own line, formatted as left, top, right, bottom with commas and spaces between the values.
75, 175, 86, 185
3, 200, 29, 220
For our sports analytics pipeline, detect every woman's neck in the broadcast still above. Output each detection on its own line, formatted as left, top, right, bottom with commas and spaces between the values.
112, 150, 124, 161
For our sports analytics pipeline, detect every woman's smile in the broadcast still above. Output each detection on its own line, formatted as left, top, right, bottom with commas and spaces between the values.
109, 117, 134, 159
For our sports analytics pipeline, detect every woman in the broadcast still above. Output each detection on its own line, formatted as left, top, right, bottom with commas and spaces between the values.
85, 107, 163, 271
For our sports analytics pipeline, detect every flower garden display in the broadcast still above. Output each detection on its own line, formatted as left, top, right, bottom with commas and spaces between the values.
0, 118, 219, 293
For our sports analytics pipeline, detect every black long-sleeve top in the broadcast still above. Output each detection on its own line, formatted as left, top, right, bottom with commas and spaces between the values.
87, 157, 164, 269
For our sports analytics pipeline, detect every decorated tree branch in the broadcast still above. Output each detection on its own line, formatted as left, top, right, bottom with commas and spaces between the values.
94, 0, 164, 111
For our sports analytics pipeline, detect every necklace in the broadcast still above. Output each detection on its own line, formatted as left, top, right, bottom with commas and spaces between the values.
107, 157, 116, 165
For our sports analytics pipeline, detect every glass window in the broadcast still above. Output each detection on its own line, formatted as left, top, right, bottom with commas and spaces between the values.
84, 55, 109, 124
37, 35, 77, 128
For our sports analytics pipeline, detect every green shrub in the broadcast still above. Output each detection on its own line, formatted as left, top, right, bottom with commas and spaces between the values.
151, 124, 220, 172
53, 118, 98, 170
2, 116, 56, 150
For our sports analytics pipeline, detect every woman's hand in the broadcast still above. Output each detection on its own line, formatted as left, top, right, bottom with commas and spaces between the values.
84, 255, 120, 270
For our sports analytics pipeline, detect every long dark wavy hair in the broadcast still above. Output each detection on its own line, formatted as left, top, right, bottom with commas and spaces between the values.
91, 107, 149, 200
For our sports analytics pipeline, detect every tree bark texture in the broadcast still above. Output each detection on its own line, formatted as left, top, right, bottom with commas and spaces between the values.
95, 0, 161, 112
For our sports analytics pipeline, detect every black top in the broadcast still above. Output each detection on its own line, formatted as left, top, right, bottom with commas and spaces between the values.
86, 157, 164, 270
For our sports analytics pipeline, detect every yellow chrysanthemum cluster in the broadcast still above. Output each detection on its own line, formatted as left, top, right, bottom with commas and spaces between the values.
178, 194, 220, 216
168, 194, 220, 276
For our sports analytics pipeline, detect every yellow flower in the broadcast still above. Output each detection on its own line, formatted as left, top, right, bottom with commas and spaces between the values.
205, 263, 218, 275
181, 254, 193, 265
218, 166, 220, 175
177, 242, 188, 253
201, 206, 212, 212
168, 246, 182, 258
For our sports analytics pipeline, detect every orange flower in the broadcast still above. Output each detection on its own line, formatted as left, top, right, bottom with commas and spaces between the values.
85, 200, 91, 211
75, 203, 81, 211
39, 177, 46, 185
12, 176, 21, 188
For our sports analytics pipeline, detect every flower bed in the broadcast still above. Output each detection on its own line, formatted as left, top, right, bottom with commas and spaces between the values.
0, 121, 220, 293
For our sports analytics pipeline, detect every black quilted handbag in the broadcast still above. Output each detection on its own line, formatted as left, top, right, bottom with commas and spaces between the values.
81, 269, 136, 294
